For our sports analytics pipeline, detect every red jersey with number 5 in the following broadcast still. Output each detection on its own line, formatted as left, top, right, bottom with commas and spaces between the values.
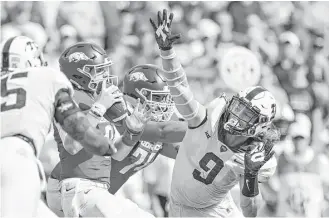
170, 96, 277, 208
1, 67, 73, 157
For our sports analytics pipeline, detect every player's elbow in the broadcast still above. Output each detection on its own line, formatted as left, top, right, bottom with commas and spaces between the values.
240, 204, 258, 217
63, 144, 80, 155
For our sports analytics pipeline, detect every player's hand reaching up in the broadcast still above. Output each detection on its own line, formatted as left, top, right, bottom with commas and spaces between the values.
244, 141, 275, 176
124, 98, 153, 136
150, 9, 181, 50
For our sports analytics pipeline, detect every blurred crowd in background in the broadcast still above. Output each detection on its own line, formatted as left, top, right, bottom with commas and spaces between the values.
3, 1, 329, 217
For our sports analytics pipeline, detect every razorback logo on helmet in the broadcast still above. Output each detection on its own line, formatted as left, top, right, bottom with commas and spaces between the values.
129, 72, 148, 82
68, 52, 90, 62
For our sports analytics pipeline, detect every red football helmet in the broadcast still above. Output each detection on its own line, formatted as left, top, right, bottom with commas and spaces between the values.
123, 64, 175, 122
59, 42, 118, 96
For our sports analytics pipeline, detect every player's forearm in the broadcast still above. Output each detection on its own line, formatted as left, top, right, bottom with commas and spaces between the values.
63, 111, 102, 155
160, 48, 206, 127
160, 143, 180, 159
111, 121, 145, 160
61, 112, 112, 156
141, 121, 187, 143
240, 194, 262, 217
111, 135, 135, 161
240, 173, 262, 217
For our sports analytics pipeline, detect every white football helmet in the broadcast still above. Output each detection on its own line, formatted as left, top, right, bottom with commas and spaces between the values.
224, 86, 276, 137
1, 36, 47, 72
220, 46, 261, 92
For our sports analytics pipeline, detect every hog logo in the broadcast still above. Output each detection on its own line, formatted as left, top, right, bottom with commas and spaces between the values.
129, 72, 148, 82
68, 52, 90, 62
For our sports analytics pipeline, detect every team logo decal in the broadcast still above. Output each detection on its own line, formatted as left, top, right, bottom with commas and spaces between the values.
25, 41, 38, 53
220, 145, 228, 152
129, 72, 148, 82
68, 52, 90, 62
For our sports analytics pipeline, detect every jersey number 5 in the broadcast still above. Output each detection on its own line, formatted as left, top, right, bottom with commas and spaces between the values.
1, 72, 28, 112
192, 152, 224, 185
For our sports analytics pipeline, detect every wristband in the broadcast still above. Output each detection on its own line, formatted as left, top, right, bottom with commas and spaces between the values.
121, 119, 143, 146
90, 103, 106, 117
160, 51, 176, 60
242, 172, 259, 197
122, 130, 139, 147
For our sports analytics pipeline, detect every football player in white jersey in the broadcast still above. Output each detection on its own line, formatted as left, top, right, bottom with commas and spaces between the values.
150, 10, 279, 217
0, 36, 151, 217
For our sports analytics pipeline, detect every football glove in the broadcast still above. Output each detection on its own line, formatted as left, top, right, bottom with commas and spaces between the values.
150, 9, 181, 50
242, 140, 275, 197
244, 140, 275, 176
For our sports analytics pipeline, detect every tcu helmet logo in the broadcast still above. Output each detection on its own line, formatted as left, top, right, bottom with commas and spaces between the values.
68, 52, 90, 62
25, 41, 38, 54
129, 72, 148, 82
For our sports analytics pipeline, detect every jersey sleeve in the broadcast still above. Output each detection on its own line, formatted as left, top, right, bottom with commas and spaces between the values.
52, 69, 80, 124
258, 155, 277, 183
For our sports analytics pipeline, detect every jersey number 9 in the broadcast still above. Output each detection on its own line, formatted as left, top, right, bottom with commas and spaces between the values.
192, 152, 224, 185
1, 72, 28, 112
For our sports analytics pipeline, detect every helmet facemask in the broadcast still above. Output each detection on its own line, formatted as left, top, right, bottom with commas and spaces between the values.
224, 95, 270, 137
136, 87, 175, 122
77, 58, 118, 95
25, 41, 47, 68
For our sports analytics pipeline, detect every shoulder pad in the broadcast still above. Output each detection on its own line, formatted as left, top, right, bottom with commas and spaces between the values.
205, 94, 228, 133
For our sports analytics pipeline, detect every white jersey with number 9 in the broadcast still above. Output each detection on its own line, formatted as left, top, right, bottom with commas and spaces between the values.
169, 96, 276, 217
1, 67, 73, 157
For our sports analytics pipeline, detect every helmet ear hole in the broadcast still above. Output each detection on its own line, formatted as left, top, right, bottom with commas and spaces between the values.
249, 128, 256, 135
85, 67, 91, 73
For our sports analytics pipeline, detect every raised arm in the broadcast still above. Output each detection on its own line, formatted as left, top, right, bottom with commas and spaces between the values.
240, 141, 276, 217
150, 9, 207, 128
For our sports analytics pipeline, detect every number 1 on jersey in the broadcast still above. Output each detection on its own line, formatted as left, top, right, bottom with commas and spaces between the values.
1, 72, 28, 112
193, 152, 224, 185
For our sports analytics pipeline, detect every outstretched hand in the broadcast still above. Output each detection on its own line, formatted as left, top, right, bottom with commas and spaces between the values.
125, 99, 153, 135
150, 9, 181, 50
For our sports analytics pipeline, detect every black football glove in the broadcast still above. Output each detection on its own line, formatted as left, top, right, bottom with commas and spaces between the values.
244, 140, 275, 176
150, 9, 181, 51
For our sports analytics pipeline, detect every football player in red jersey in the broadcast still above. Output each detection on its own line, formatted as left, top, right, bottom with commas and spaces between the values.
46, 41, 186, 217
0, 36, 150, 217
109, 64, 182, 194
